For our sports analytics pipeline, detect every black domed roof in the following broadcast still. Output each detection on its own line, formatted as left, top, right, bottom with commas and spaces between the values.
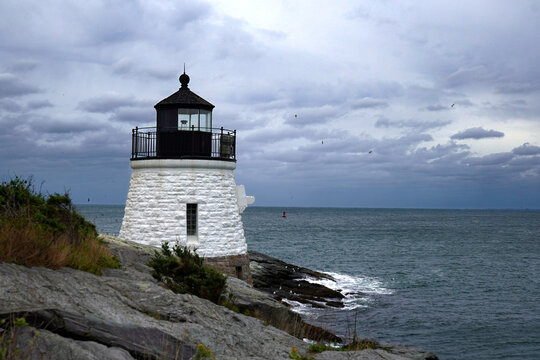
154, 72, 214, 110
179, 72, 190, 87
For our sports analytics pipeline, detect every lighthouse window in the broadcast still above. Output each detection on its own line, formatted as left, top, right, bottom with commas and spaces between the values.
199, 110, 212, 131
186, 203, 197, 236
178, 108, 196, 130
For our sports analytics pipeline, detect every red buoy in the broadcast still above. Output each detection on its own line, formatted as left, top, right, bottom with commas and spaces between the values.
282, 211, 286, 218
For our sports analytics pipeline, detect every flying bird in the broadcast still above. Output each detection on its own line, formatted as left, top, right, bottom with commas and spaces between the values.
321, 140, 324, 144
451, 104, 455, 108
294, 114, 297, 118
368, 150, 373, 154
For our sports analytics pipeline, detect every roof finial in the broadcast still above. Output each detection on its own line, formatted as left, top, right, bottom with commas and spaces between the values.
179, 64, 190, 88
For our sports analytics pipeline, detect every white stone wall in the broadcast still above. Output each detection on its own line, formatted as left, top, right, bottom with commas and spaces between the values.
119, 159, 250, 258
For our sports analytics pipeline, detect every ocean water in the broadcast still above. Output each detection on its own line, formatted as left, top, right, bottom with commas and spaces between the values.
76, 205, 540, 360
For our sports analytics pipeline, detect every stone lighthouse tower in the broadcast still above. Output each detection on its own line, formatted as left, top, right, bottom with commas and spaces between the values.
120, 71, 254, 283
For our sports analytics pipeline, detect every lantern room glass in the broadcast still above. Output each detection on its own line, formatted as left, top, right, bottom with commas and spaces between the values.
200, 110, 212, 131
178, 108, 212, 132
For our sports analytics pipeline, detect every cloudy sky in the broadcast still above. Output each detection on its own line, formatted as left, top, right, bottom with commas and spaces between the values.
1, 0, 540, 208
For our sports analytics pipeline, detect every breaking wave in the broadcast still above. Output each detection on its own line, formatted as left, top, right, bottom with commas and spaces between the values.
288, 272, 393, 314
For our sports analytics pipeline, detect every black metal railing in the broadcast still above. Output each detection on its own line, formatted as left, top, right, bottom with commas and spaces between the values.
131, 126, 236, 161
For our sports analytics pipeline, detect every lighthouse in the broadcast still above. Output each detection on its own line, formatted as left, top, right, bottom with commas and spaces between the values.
119, 71, 254, 284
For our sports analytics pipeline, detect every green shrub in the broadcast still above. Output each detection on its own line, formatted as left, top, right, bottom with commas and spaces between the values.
0, 316, 34, 360
193, 344, 216, 360
307, 343, 328, 353
0, 177, 119, 275
147, 243, 227, 304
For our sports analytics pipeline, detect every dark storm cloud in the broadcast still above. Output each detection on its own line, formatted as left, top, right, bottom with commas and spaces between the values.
0, 74, 41, 98
451, 127, 504, 140
512, 143, 540, 156
375, 117, 451, 131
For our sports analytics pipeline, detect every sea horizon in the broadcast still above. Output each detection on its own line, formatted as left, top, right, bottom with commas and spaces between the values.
76, 203, 540, 211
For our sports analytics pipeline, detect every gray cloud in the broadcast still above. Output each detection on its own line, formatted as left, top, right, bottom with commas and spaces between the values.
284, 106, 338, 127
455, 99, 474, 107
496, 82, 540, 95
466, 153, 514, 166
110, 107, 154, 125
1, 1, 540, 207
0, 73, 41, 98
27, 99, 53, 110
512, 143, 540, 156
111, 59, 175, 80
424, 105, 447, 112
376, 117, 451, 131
78, 95, 149, 113
6, 61, 38, 73
31, 117, 103, 134
348, 97, 388, 109
451, 127, 504, 140
0, 99, 22, 112
443, 66, 497, 89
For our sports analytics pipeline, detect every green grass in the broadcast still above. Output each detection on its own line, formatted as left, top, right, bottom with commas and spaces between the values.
0, 177, 120, 275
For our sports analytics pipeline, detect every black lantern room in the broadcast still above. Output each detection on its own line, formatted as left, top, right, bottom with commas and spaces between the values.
131, 72, 236, 161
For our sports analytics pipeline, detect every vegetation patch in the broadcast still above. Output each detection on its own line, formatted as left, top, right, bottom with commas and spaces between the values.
193, 344, 216, 360
0, 177, 119, 275
289, 346, 314, 360
0, 316, 37, 360
147, 242, 227, 304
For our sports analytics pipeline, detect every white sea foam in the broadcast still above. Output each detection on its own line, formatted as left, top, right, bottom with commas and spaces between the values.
281, 299, 316, 316
297, 271, 393, 311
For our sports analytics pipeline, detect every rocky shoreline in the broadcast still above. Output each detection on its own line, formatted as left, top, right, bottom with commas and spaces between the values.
249, 251, 346, 309
0, 235, 438, 359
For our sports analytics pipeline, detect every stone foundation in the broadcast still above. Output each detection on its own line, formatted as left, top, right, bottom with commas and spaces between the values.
204, 253, 253, 285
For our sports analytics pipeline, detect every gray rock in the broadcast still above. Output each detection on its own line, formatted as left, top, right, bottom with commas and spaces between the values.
226, 276, 341, 343
0, 234, 437, 360
0, 236, 306, 359
2, 309, 194, 359
249, 251, 346, 308
13, 326, 135, 360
